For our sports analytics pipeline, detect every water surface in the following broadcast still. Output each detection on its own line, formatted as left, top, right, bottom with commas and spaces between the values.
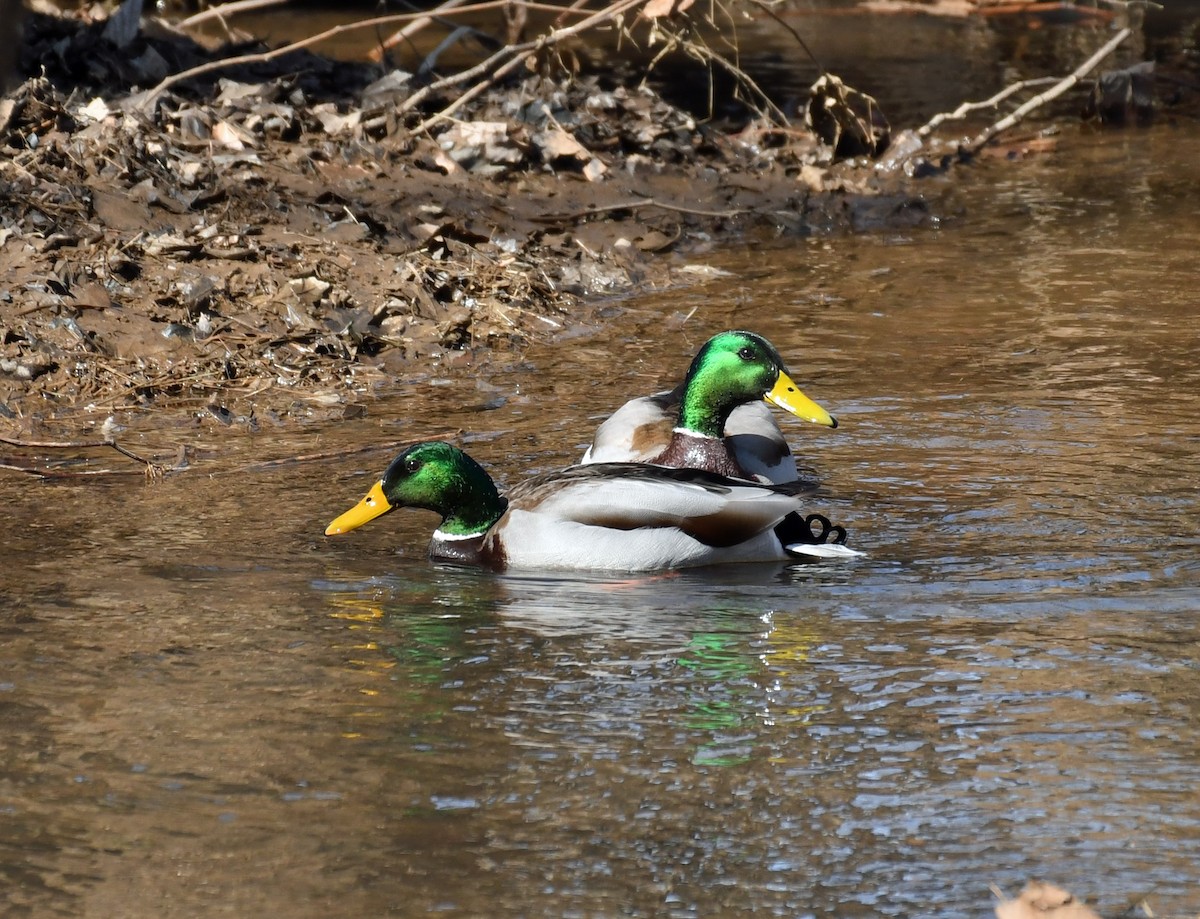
3, 125, 1200, 916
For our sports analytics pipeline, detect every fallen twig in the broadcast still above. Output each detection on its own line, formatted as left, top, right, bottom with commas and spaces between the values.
176, 0, 293, 30
0, 462, 155, 480
531, 197, 750, 222
220, 433, 462, 475
682, 40, 791, 126
978, 0, 1114, 20
916, 77, 1059, 138
138, 11, 430, 107
746, 0, 822, 71
137, 0, 565, 108
964, 26, 1132, 153
0, 433, 468, 480
368, 0, 476, 63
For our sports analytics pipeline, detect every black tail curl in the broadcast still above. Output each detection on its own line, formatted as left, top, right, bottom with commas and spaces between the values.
774, 512, 849, 548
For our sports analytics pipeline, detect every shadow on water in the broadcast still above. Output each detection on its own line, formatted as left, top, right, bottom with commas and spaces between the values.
4, 74, 1200, 919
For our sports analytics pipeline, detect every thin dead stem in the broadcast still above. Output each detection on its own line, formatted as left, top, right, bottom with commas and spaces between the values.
404, 0, 648, 131
147, 0, 818, 139
176, 0, 293, 30
745, 0, 821, 71
369, 0, 477, 61
684, 39, 790, 125
138, 0, 601, 108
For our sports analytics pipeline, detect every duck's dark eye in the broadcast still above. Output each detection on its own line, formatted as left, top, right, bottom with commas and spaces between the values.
405, 457, 422, 473
737, 346, 756, 361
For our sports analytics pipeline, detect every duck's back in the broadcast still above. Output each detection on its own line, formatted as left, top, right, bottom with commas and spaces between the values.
581, 390, 797, 484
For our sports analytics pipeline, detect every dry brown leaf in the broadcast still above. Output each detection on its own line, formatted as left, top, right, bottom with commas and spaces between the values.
212, 119, 246, 151
78, 97, 111, 122
289, 276, 332, 304
995, 881, 1103, 919
433, 148, 460, 175
641, 0, 695, 19
583, 157, 608, 182
535, 127, 590, 161
441, 121, 508, 149
312, 104, 361, 136
438, 121, 523, 173
798, 163, 829, 192
69, 282, 114, 311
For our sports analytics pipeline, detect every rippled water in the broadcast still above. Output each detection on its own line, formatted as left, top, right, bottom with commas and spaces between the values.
4, 124, 1200, 915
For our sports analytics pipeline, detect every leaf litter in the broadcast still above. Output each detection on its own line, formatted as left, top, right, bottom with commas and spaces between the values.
0, 4, 944, 439
1, 0, 1195, 456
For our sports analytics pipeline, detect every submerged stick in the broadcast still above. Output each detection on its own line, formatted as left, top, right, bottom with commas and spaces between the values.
219, 432, 463, 475
531, 197, 749, 222
0, 435, 176, 480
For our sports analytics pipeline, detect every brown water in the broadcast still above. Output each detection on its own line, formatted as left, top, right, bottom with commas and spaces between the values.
5, 125, 1200, 916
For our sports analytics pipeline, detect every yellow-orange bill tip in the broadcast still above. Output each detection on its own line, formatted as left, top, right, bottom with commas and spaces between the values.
765, 371, 837, 428
325, 480, 392, 536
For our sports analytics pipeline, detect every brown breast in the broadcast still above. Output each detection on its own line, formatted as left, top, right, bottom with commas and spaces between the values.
651, 433, 746, 479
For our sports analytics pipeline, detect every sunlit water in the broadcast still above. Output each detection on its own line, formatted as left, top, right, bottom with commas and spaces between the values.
4, 124, 1200, 915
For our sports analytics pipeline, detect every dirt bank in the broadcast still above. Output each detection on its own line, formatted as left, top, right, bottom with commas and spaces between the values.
1, 3, 1191, 449
0, 6, 938, 443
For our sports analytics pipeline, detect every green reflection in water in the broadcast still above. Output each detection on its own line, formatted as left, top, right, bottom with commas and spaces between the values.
677, 613, 830, 766
677, 624, 763, 767
322, 573, 498, 749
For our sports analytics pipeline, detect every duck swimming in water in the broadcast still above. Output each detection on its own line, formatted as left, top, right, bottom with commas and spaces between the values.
325, 441, 856, 572
581, 330, 836, 485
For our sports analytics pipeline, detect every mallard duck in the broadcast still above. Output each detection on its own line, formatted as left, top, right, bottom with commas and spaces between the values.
581, 330, 837, 485
325, 441, 854, 572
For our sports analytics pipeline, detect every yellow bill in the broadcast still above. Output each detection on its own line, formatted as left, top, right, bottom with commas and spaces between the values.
325, 480, 393, 536
765, 371, 838, 429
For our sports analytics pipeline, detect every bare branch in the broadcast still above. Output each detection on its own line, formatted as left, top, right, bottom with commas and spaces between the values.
916, 77, 1059, 138
176, 0, 293, 31
684, 39, 791, 125
404, 0, 648, 131
745, 0, 821, 71
136, 0, 593, 109
369, 0, 477, 62
965, 26, 1132, 153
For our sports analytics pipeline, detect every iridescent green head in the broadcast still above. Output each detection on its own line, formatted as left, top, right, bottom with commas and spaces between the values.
326, 441, 507, 538
677, 331, 837, 437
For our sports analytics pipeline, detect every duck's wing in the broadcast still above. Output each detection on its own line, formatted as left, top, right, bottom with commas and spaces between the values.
723, 402, 797, 484
511, 463, 811, 548
580, 387, 681, 464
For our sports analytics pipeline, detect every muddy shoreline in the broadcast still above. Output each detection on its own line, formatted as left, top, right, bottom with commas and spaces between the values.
1, 5, 1192, 446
